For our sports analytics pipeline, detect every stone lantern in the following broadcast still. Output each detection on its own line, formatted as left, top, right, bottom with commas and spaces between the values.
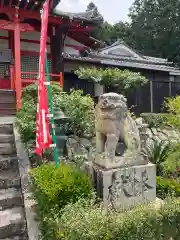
54, 109, 71, 158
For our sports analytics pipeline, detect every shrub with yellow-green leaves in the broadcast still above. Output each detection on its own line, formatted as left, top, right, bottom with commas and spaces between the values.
41, 198, 180, 240
75, 66, 148, 94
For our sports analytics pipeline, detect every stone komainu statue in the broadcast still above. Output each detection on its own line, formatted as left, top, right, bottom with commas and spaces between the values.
95, 93, 141, 164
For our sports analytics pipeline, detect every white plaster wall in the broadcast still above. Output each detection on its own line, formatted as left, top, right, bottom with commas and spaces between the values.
0, 31, 8, 49
0, 30, 84, 55
64, 35, 86, 48
0, 39, 8, 49
20, 41, 50, 53
20, 31, 50, 53
64, 46, 79, 55
0, 30, 8, 37
21, 32, 50, 42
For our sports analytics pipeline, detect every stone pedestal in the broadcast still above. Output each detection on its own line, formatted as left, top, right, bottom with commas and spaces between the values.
95, 153, 148, 169
85, 162, 156, 210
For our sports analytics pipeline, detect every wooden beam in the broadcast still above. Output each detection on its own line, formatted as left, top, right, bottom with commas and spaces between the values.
9, 0, 13, 7
8, 31, 14, 58
69, 26, 94, 32
0, 19, 39, 32
0, 7, 95, 32
24, 0, 30, 9
16, 0, 21, 8
1, 0, 4, 8
14, 18, 22, 110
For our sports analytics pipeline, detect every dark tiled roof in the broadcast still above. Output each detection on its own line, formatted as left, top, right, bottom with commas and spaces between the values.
89, 52, 172, 65
98, 40, 173, 65
63, 53, 180, 74
53, 8, 103, 24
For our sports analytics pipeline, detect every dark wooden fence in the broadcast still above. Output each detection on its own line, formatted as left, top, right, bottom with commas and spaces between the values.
64, 73, 180, 116
64, 73, 94, 96
125, 80, 180, 116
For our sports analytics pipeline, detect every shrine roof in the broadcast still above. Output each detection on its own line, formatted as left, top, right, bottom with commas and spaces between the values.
64, 54, 180, 75
53, 8, 103, 24
68, 32, 104, 49
66, 40, 179, 74
2, 0, 47, 12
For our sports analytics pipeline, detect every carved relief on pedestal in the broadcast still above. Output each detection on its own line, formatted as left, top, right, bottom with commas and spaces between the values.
107, 166, 154, 209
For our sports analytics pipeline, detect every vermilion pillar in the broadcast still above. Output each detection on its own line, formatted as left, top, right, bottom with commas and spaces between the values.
14, 18, 22, 110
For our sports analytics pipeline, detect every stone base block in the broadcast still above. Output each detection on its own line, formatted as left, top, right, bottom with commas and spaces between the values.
94, 153, 148, 169
85, 162, 156, 210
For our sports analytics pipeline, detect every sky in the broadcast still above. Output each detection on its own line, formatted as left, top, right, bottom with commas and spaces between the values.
56, 0, 134, 24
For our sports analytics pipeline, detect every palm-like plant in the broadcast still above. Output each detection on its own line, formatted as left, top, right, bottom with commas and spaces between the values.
142, 138, 172, 176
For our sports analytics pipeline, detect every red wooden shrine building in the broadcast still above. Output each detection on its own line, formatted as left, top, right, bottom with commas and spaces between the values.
0, 0, 102, 113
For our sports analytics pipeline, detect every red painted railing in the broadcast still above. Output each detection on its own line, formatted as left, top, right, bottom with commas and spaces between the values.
21, 71, 63, 88
10, 65, 64, 110
10, 65, 63, 90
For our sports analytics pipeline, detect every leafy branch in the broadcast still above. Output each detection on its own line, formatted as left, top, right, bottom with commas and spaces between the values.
75, 67, 148, 93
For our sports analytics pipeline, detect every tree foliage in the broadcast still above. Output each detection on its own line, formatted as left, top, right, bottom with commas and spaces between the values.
75, 67, 147, 94
86, 2, 132, 45
86, 0, 180, 65
86, 2, 103, 19
86, 2, 104, 40
128, 0, 180, 64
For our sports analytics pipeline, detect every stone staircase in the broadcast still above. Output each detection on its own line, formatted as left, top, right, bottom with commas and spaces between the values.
0, 90, 16, 117
0, 124, 28, 239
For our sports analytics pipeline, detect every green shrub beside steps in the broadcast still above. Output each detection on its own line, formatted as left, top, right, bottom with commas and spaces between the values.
30, 162, 93, 215
16, 83, 95, 144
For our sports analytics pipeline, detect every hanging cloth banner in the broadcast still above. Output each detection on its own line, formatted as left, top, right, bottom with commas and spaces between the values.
36, 0, 52, 156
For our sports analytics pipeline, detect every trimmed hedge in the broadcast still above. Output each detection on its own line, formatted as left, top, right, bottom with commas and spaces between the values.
30, 163, 93, 215
156, 176, 180, 199
46, 198, 180, 240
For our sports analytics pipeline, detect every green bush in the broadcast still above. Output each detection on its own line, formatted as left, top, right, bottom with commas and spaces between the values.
156, 177, 180, 199
164, 96, 180, 129
16, 83, 63, 143
56, 89, 95, 138
140, 113, 169, 128
162, 144, 180, 178
45, 198, 180, 240
75, 67, 148, 94
30, 162, 93, 215
16, 84, 95, 144
143, 138, 171, 176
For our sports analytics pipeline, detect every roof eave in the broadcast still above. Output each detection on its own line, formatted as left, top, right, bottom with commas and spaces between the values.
64, 56, 180, 74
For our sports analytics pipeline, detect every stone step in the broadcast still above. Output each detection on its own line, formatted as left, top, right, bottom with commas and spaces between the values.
0, 188, 23, 210
0, 125, 13, 135
0, 143, 16, 155
0, 95, 15, 104
0, 207, 26, 239
0, 134, 14, 144
0, 156, 18, 171
0, 103, 16, 110
0, 170, 21, 189
0, 109, 16, 117
2, 235, 28, 240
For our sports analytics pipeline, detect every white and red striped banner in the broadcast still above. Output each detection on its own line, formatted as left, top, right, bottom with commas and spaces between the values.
36, 0, 52, 156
